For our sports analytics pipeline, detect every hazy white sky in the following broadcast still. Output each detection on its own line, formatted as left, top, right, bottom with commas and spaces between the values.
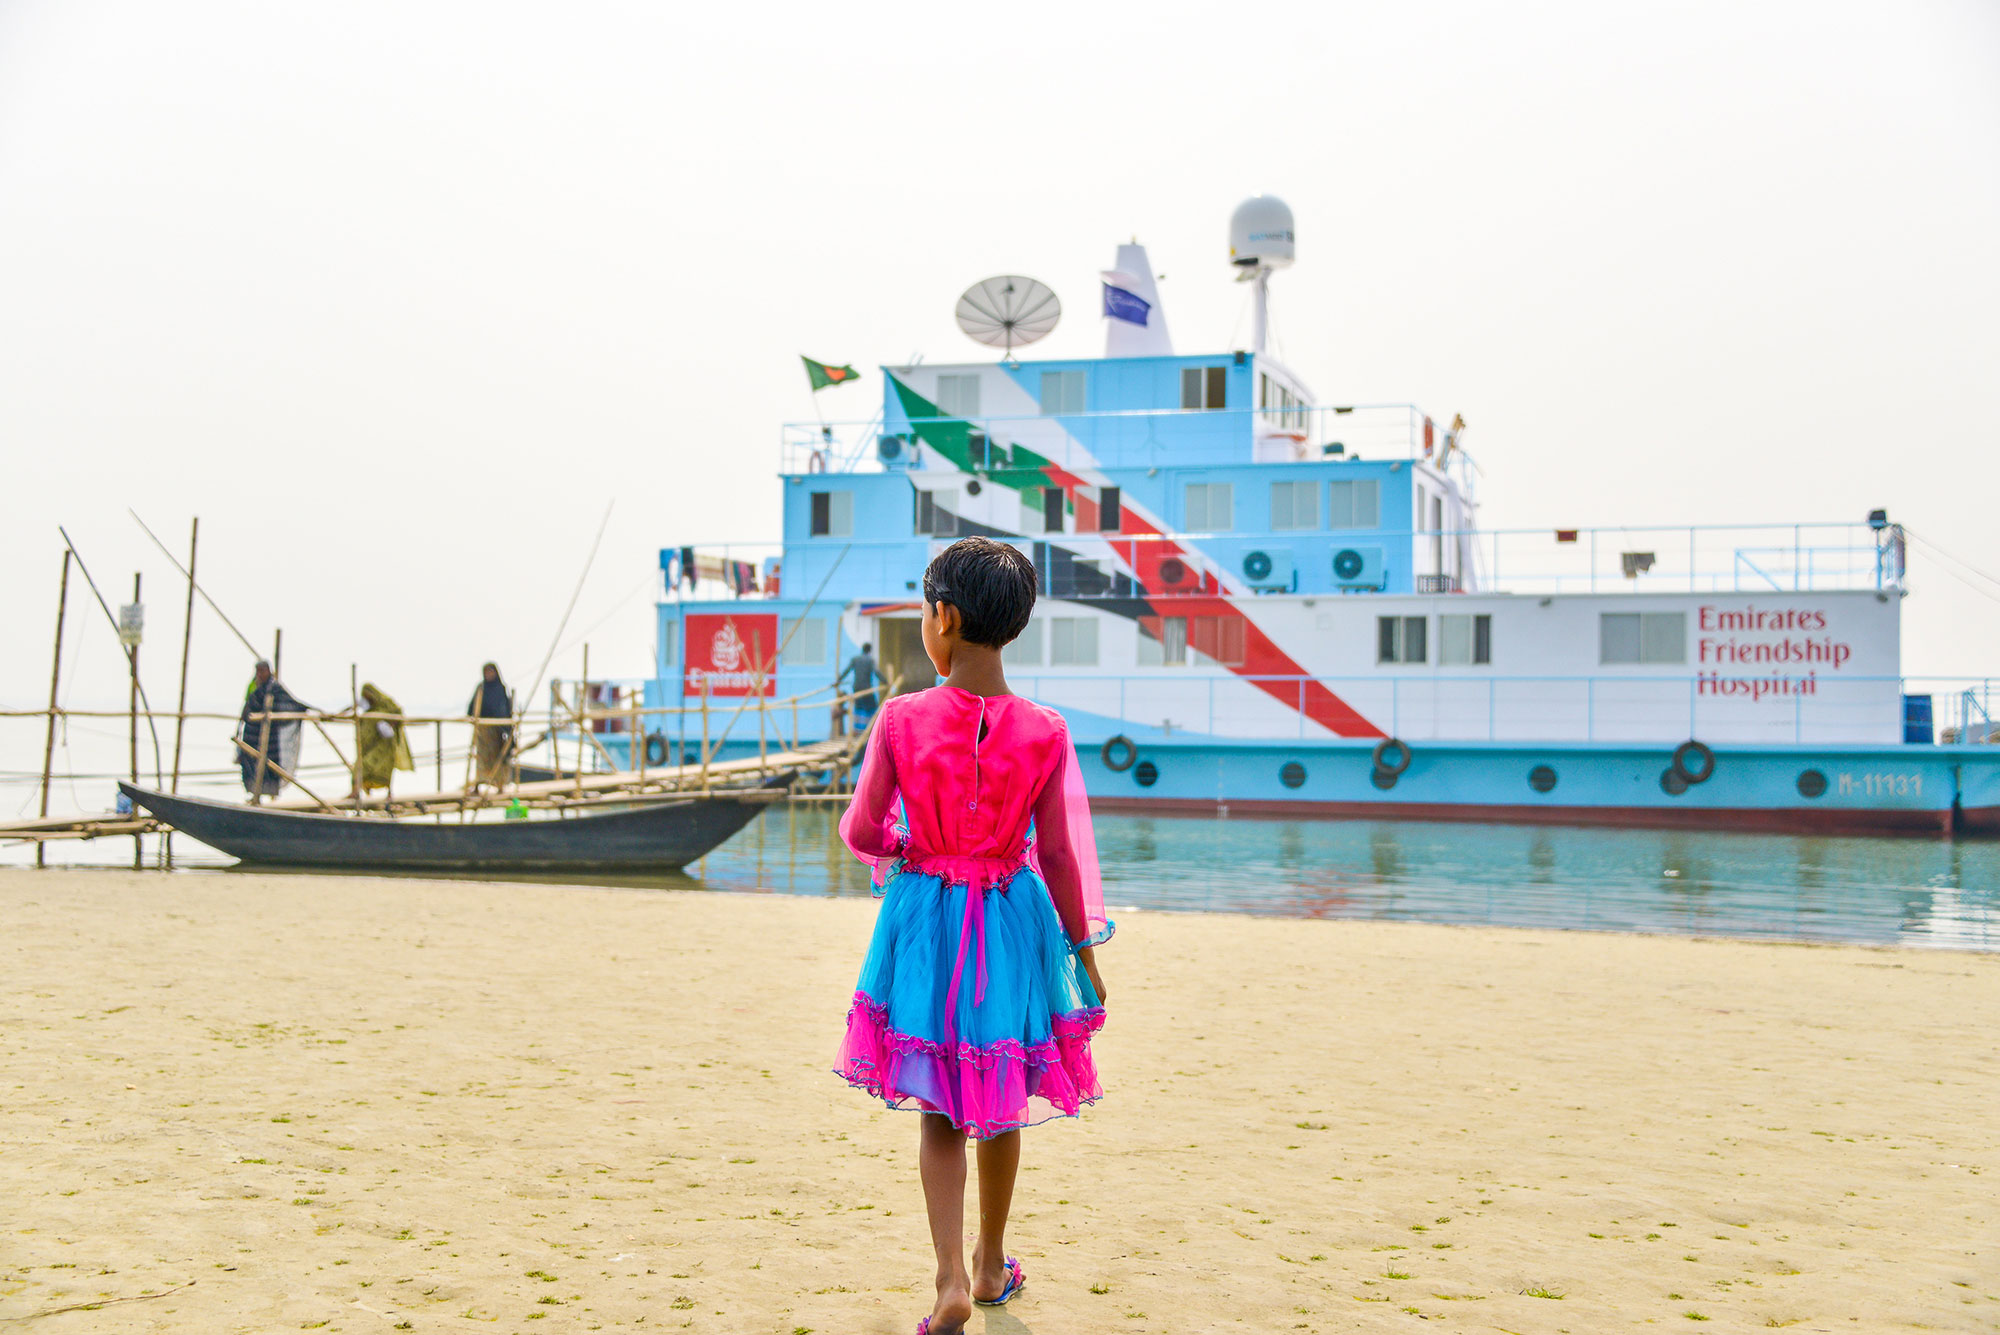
3, 0, 1997, 727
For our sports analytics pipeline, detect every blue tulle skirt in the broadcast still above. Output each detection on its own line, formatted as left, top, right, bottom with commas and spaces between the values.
836, 865, 1105, 1138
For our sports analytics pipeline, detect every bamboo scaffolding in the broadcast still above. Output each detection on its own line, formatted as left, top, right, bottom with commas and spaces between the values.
3, 679, 876, 845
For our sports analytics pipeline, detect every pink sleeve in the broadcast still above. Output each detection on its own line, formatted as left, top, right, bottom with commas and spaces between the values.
838, 702, 905, 891
1028, 718, 1113, 949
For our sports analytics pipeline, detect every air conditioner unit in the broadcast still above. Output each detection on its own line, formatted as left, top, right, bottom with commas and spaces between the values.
1152, 556, 1199, 591
877, 434, 911, 468
1240, 548, 1295, 590
1332, 546, 1386, 589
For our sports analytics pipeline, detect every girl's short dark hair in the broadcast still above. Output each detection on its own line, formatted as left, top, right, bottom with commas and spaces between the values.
922, 537, 1037, 647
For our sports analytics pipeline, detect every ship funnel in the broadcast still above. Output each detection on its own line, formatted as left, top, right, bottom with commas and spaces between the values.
1101, 242, 1173, 358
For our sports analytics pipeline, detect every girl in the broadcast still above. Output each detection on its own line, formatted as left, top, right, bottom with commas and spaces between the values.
834, 536, 1113, 1335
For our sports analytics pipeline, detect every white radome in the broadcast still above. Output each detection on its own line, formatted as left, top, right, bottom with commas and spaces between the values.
1229, 194, 1295, 269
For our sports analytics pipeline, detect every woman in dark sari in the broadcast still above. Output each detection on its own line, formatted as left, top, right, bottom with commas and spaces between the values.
468, 663, 514, 790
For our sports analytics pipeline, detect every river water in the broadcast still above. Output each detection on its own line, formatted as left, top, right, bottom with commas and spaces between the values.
8, 785, 1994, 949
690, 803, 2000, 951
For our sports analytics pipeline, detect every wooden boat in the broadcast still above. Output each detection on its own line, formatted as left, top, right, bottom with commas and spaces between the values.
118, 781, 782, 873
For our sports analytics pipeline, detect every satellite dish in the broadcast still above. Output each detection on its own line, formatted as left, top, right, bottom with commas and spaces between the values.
955, 276, 1060, 362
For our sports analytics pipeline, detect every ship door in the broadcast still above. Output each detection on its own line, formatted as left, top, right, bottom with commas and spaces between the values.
874, 617, 936, 697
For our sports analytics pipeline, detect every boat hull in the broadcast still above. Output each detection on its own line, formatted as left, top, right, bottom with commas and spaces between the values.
1070, 739, 2000, 837
120, 784, 778, 872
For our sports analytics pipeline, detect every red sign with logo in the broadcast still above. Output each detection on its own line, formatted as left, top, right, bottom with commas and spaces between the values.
684, 612, 778, 697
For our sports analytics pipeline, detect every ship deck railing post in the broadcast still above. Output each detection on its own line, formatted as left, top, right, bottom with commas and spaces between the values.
1586, 678, 1595, 742
1489, 678, 1497, 741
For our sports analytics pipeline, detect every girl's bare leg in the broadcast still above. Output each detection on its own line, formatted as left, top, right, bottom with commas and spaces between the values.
918, 1114, 973, 1332
970, 1128, 1020, 1301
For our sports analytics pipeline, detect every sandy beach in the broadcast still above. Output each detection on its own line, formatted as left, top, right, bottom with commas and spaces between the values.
1, 867, 1994, 1333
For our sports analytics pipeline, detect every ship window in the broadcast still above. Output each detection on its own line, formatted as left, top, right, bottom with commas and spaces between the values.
1328, 479, 1379, 528
1378, 615, 1427, 664
1138, 616, 1189, 667
1050, 617, 1099, 667
1180, 365, 1228, 410
809, 489, 852, 538
1039, 370, 1085, 415
1600, 612, 1686, 665
915, 489, 958, 537
1440, 614, 1491, 666
935, 374, 980, 418
1270, 480, 1318, 531
1043, 485, 1067, 533
1098, 486, 1122, 532
1003, 618, 1043, 667
1184, 482, 1233, 531
660, 620, 678, 666
1190, 614, 1247, 667
780, 617, 826, 667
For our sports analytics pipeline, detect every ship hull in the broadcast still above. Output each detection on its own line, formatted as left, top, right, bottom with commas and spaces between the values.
1072, 739, 2000, 837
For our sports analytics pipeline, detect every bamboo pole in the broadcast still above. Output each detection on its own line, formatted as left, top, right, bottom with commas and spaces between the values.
434, 720, 443, 823
247, 704, 273, 801
753, 630, 767, 770
129, 573, 142, 869
166, 518, 198, 870
632, 692, 645, 787
349, 664, 360, 801
35, 551, 72, 870
700, 675, 710, 793
574, 648, 588, 800
0, 676, 866, 725
231, 731, 339, 812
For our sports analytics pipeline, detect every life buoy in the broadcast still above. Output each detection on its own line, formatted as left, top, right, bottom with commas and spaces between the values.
644, 733, 669, 767
1371, 737, 1412, 777
1672, 740, 1715, 785
1101, 735, 1138, 772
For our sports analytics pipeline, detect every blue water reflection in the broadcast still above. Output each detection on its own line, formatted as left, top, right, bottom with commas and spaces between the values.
690, 804, 1999, 951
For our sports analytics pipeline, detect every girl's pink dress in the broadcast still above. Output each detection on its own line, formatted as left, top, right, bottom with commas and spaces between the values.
835, 685, 1112, 1138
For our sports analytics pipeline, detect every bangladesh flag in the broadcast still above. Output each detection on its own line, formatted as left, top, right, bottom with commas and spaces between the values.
802, 356, 860, 391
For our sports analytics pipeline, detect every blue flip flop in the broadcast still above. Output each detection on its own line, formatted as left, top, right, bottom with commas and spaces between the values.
973, 1256, 1026, 1307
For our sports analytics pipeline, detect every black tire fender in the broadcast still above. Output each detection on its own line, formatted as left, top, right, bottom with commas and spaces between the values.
644, 733, 669, 767
1672, 740, 1715, 785
1101, 735, 1138, 773
1371, 737, 1412, 777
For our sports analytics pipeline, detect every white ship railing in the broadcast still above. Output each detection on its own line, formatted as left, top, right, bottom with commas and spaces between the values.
659, 521, 1905, 600
999, 673, 1989, 747
583, 672, 1994, 749
781, 403, 1472, 483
